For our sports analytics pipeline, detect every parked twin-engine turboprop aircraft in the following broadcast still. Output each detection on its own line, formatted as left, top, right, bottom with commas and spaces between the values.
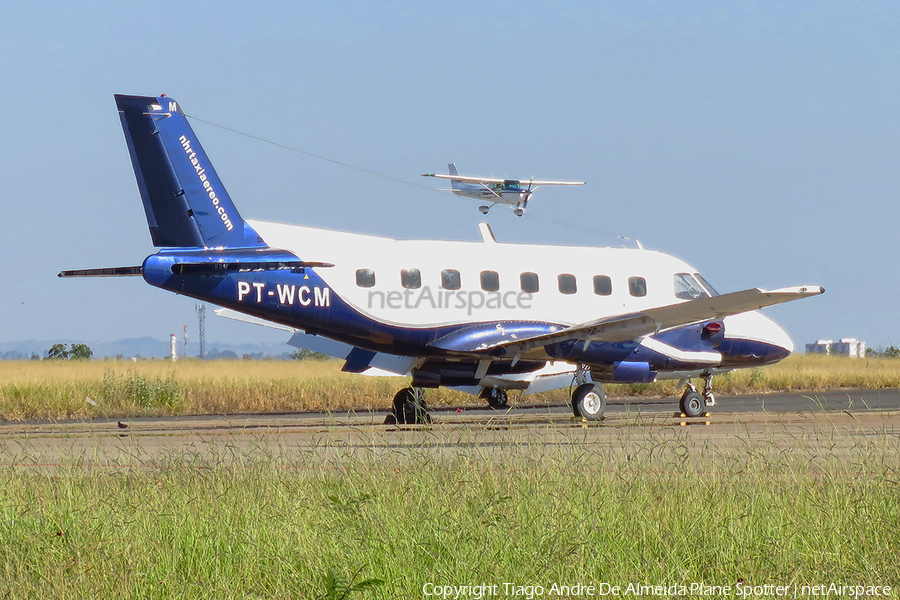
60, 94, 823, 423
422, 163, 584, 216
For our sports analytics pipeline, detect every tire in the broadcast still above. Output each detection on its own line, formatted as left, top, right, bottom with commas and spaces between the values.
679, 391, 705, 418
393, 388, 431, 424
572, 383, 606, 420
480, 388, 509, 410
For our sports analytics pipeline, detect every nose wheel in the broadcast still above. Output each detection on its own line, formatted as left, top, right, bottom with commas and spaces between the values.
678, 372, 715, 418
679, 389, 706, 418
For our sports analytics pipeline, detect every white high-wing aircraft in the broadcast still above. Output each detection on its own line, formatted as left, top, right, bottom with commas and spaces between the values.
61, 94, 823, 423
422, 163, 584, 216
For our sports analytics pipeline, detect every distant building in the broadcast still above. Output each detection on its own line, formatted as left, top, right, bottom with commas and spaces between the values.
805, 338, 866, 357
834, 338, 866, 358
805, 340, 833, 355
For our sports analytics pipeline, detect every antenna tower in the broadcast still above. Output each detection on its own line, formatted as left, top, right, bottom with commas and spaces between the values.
195, 303, 206, 359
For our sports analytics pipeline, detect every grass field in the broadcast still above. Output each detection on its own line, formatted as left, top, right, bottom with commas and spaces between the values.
0, 425, 897, 597
2, 357, 898, 596
1, 354, 900, 421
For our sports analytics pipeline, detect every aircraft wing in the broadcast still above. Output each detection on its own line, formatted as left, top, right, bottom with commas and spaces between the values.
525, 179, 585, 186
422, 173, 507, 184
429, 285, 824, 356
422, 173, 585, 186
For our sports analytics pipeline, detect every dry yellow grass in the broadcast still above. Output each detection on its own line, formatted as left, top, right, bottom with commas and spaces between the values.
1, 354, 898, 421
0, 358, 457, 421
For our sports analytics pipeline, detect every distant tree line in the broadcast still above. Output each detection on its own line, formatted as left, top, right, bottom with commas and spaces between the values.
46, 343, 93, 360
866, 345, 900, 358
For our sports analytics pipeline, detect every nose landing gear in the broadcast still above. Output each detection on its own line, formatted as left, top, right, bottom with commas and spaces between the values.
678, 372, 715, 418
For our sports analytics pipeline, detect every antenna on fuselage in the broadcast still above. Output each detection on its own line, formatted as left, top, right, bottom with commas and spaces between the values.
478, 222, 498, 244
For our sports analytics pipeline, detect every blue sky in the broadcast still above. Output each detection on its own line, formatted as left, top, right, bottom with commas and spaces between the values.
1, 1, 898, 353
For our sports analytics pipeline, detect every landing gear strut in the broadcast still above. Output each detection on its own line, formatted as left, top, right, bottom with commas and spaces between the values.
389, 387, 432, 425
513, 196, 528, 217
480, 387, 510, 410
678, 372, 715, 418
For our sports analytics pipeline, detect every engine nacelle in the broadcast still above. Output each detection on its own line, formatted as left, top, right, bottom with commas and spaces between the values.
591, 361, 658, 383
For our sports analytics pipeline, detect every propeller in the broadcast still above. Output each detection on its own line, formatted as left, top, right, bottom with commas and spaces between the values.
523, 177, 536, 208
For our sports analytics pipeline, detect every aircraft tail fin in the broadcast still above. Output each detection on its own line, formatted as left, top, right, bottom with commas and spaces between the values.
448, 162, 460, 190
115, 94, 265, 248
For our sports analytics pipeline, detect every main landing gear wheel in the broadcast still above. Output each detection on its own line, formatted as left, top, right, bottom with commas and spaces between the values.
513, 207, 524, 217
572, 383, 606, 421
679, 390, 705, 418
391, 387, 432, 425
479, 205, 491, 215
480, 388, 509, 410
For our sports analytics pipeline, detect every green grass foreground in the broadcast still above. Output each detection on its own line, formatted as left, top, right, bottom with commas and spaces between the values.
2, 354, 900, 421
1, 428, 898, 597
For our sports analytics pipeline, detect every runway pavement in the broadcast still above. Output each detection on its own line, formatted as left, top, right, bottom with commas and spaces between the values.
0, 388, 897, 467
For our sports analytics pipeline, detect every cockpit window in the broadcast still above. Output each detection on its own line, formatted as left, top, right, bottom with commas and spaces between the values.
674, 273, 709, 300
693, 273, 720, 297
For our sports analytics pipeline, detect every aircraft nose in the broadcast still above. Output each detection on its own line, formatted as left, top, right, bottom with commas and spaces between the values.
719, 311, 794, 366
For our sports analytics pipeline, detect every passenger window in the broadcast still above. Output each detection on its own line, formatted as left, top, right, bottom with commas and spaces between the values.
401, 268, 421, 289
441, 269, 461, 290
520, 272, 539, 293
628, 276, 647, 297
558, 274, 577, 295
481, 270, 499, 292
356, 269, 375, 288
593, 275, 612, 296
674, 273, 709, 300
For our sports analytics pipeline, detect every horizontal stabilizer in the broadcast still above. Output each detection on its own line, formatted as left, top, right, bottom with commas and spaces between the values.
172, 260, 333, 276
214, 307, 296, 332
214, 309, 417, 377
58, 266, 143, 278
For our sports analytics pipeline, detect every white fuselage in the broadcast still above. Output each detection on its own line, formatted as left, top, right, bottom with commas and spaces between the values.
247, 219, 792, 354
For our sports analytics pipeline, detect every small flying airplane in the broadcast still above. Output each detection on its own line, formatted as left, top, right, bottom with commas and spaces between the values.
61, 94, 823, 424
422, 163, 585, 216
